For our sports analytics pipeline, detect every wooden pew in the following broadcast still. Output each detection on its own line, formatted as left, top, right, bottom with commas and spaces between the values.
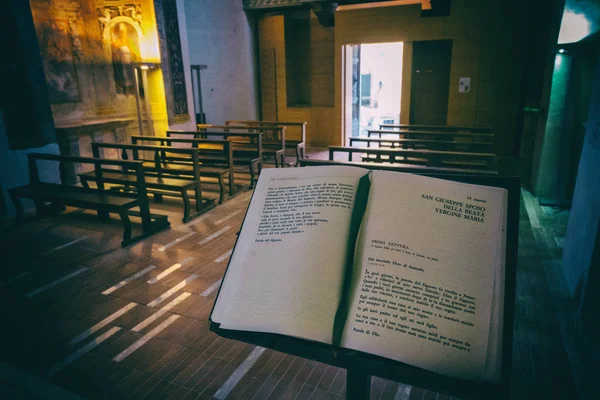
299, 158, 498, 175
168, 130, 263, 187
197, 124, 286, 167
328, 146, 496, 170
9, 153, 169, 246
349, 137, 494, 152
225, 120, 306, 165
82, 143, 217, 222
367, 129, 495, 143
130, 135, 236, 199
379, 124, 492, 133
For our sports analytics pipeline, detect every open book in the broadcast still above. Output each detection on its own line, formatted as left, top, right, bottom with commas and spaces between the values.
211, 166, 508, 383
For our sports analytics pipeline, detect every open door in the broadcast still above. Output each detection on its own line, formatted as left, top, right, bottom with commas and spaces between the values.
343, 42, 404, 144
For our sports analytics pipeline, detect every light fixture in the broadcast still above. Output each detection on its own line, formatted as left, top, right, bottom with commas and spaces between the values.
557, 10, 592, 44
135, 62, 158, 70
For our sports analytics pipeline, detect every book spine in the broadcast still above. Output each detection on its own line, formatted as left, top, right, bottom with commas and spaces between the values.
332, 171, 372, 347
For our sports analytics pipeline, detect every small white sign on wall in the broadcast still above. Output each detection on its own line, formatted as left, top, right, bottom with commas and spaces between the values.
459, 77, 471, 93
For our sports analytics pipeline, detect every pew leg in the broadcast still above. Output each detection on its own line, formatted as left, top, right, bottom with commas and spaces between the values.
34, 199, 46, 217
295, 146, 301, 166
154, 193, 164, 203
194, 181, 202, 212
279, 153, 286, 168
119, 210, 132, 246
81, 178, 90, 189
47, 202, 66, 214
299, 144, 306, 164
249, 164, 257, 189
98, 211, 110, 221
217, 175, 225, 204
228, 171, 235, 196
181, 189, 191, 222
10, 192, 24, 225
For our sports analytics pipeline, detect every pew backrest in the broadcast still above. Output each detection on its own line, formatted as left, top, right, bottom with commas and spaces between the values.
28, 152, 146, 193
367, 129, 495, 142
328, 145, 496, 170
91, 142, 202, 182
379, 124, 492, 133
349, 137, 494, 152
299, 158, 498, 175
225, 120, 306, 144
196, 125, 285, 150
130, 136, 234, 171
168, 130, 263, 159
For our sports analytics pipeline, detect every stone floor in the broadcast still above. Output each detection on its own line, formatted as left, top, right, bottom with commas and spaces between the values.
0, 159, 585, 399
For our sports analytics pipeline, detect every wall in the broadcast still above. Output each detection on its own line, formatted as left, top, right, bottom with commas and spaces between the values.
560, 52, 600, 303
259, 12, 335, 146
27, 0, 195, 137
285, 11, 312, 107
171, 0, 196, 131
0, 110, 60, 217
149, 0, 196, 134
532, 34, 600, 203
29, 0, 157, 130
184, 0, 259, 125
400, 43, 413, 124
334, 1, 526, 159
310, 13, 335, 107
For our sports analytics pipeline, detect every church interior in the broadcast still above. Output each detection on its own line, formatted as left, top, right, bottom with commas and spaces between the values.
0, 0, 599, 399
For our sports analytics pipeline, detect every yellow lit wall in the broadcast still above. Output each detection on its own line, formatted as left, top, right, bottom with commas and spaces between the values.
258, 13, 336, 146
258, 0, 528, 163
29, 0, 194, 138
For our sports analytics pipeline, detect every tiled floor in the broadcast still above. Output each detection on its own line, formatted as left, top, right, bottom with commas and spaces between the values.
0, 158, 584, 399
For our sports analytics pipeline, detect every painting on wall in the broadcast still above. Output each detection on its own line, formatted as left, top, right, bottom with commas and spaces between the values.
36, 20, 80, 104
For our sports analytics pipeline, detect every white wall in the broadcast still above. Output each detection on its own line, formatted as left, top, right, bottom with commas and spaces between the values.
561, 53, 600, 302
184, 0, 259, 124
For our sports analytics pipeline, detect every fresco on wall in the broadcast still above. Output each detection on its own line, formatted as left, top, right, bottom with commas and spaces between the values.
36, 20, 80, 104
110, 21, 141, 95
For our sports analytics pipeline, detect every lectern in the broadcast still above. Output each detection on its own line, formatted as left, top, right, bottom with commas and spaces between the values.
211, 174, 520, 400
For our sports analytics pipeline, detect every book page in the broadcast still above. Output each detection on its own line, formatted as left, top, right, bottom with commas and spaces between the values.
341, 171, 507, 381
212, 166, 368, 344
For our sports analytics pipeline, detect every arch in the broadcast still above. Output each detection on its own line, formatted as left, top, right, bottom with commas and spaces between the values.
102, 17, 142, 42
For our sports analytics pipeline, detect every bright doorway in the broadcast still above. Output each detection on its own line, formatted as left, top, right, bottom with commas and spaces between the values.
345, 42, 404, 141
